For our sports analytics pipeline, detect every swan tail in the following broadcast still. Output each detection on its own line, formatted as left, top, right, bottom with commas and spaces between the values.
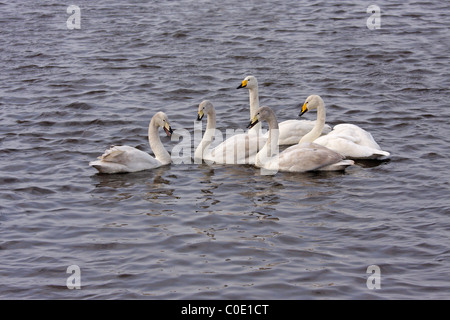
89, 160, 107, 173
97, 146, 130, 163
354, 149, 391, 160
90, 146, 130, 173
101, 147, 120, 159
372, 150, 390, 159
319, 159, 355, 171
89, 160, 127, 174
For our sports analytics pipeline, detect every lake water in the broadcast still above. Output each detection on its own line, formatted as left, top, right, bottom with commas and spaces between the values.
0, 0, 449, 299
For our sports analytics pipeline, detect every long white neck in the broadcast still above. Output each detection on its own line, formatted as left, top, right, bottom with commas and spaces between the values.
194, 108, 216, 160
299, 100, 326, 144
256, 113, 279, 168
149, 118, 171, 165
248, 86, 262, 134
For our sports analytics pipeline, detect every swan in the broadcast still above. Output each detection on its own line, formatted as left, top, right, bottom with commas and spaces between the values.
248, 106, 354, 173
299, 95, 390, 159
237, 75, 331, 145
89, 112, 174, 173
194, 100, 265, 164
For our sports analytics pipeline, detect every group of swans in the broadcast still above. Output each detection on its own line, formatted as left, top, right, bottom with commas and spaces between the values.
237, 75, 332, 145
90, 75, 390, 174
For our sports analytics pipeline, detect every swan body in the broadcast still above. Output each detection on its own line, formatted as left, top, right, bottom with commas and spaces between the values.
90, 112, 173, 173
237, 75, 331, 145
248, 106, 354, 173
194, 100, 265, 164
299, 95, 390, 160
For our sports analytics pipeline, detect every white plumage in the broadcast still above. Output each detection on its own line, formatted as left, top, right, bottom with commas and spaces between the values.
194, 100, 265, 165
89, 112, 173, 174
237, 75, 331, 145
299, 95, 390, 160
249, 106, 354, 173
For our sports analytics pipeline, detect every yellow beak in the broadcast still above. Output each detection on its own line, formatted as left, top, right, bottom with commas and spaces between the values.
299, 103, 308, 117
164, 122, 173, 136
247, 115, 259, 129
237, 79, 248, 89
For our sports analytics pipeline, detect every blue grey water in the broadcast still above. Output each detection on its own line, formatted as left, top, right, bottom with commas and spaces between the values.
0, 0, 449, 299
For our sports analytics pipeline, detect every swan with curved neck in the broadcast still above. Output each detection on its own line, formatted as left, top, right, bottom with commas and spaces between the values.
90, 112, 173, 173
237, 75, 261, 134
237, 75, 331, 144
248, 106, 354, 173
299, 95, 390, 159
194, 100, 216, 162
194, 100, 265, 164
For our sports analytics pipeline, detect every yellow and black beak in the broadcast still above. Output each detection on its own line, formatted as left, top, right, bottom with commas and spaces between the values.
247, 115, 259, 129
237, 79, 248, 89
299, 102, 309, 117
164, 122, 173, 137
197, 110, 204, 121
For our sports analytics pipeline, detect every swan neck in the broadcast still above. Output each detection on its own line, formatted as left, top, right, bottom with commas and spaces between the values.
256, 114, 279, 167
299, 100, 326, 144
206, 108, 216, 131
248, 86, 262, 133
195, 108, 216, 159
249, 87, 260, 119
149, 119, 171, 164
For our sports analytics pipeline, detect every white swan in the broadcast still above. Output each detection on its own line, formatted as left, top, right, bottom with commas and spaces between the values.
248, 106, 354, 173
237, 75, 331, 145
299, 95, 390, 160
194, 100, 265, 164
89, 112, 173, 173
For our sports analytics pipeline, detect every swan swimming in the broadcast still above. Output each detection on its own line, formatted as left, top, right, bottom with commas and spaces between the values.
248, 106, 354, 173
194, 100, 265, 164
237, 75, 331, 145
299, 95, 390, 160
89, 111, 174, 174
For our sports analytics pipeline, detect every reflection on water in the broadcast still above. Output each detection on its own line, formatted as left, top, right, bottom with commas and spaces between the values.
89, 158, 390, 220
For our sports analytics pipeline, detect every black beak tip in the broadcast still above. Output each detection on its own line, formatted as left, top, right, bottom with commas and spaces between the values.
165, 127, 174, 136
247, 119, 258, 129
299, 109, 308, 117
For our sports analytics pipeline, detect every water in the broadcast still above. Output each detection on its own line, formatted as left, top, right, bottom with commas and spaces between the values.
0, 0, 449, 299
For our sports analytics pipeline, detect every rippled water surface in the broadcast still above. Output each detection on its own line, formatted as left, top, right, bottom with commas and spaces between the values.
0, 0, 449, 299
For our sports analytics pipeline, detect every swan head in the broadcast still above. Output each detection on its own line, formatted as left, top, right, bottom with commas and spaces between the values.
247, 106, 275, 129
153, 111, 173, 137
197, 100, 214, 121
299, 95, 324, 117
237, 75, 258, 90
